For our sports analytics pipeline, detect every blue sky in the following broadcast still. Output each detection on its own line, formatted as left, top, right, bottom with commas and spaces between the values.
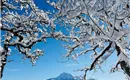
2, 0, 126, 80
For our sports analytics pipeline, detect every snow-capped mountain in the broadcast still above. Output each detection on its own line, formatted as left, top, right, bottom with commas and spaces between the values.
47, 72, 97, 80
47, 72, 81, 80
56, 72, 74, 80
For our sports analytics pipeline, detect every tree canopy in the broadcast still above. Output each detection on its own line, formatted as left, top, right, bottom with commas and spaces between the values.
1, 0, 130, 80
50, 0, 130, 79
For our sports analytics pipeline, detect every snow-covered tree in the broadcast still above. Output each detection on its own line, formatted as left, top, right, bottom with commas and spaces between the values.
0, 0, 68, 78
49, 0, 130, 79
1, 0, 130, 80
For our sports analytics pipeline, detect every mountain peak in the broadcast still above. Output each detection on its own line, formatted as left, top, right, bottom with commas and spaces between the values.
47, 72, 81, 80
56, 72, 74, 80
47, 72, 97, 80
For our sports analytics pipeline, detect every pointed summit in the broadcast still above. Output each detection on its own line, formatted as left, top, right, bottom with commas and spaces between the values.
56, 72, 74, 80
47, 72, 81, 80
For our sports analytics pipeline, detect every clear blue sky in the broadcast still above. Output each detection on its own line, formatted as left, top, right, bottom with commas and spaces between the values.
2, 0, 125, 80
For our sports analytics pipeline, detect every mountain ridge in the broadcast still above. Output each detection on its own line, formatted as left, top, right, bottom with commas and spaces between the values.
47, 72, 96, 80
47, 72, 81, 80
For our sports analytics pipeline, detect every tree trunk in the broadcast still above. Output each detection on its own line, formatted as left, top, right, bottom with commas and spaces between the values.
119, 55, 130, 80
116, 45, 130, 80
0, 54, 7, 78
120, 61, 130, 80
0, 46, 8, 79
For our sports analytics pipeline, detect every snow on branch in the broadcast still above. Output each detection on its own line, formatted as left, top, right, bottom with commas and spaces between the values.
52, 0, 130, 79
1, 0, 68, 70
